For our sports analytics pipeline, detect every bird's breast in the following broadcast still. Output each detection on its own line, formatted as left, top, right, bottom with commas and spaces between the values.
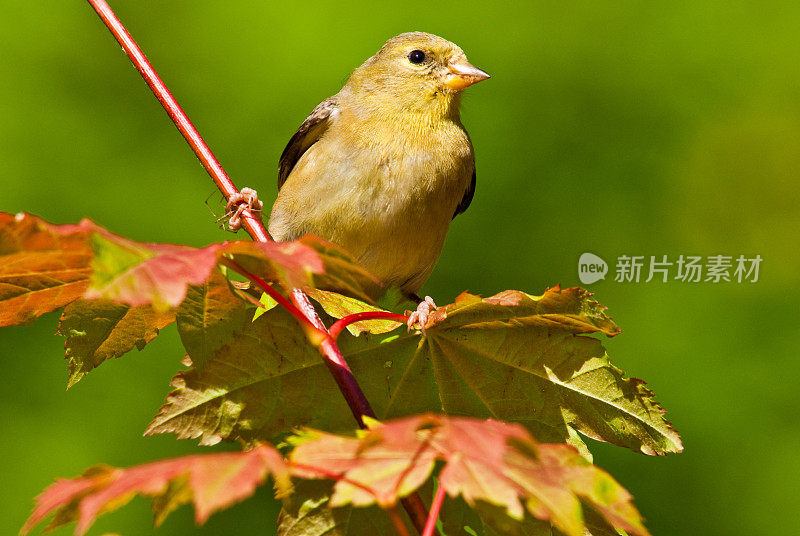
269, 114, 473, 294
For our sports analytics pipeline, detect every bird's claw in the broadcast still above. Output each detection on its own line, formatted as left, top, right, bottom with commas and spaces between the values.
407, 296, 437, 334
225, 187, 264, 231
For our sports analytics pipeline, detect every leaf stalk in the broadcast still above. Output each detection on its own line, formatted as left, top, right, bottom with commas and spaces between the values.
329, 311, 409, 340
423, 483, 447, 536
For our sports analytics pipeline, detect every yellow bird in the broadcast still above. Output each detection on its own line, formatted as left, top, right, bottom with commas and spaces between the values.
268, 32, 489, 324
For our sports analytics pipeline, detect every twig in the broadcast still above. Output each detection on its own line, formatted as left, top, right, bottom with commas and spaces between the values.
221, 258, 326, 342
289, 462, 379, 498
84, 0, 429, 530
85, 0, 267, 242
388, 506, 412, 536
422, 483, 447, 536
329, 311, 409, 340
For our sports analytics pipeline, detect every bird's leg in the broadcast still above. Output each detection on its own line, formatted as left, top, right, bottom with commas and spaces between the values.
405, 293, 437, 333
225, 187, 264, 231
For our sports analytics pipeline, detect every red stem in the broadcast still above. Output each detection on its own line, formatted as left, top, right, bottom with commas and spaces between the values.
422, 483, 447, 536
329, 311, 409, 341
289, 462, 379, 498
388, 507, 412, 536
85, 0, 268, 242
222, 259, 325, 339
85, 0, 429, 529
290, 288, 377, 424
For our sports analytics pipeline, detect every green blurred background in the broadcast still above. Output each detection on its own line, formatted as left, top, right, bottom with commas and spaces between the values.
1, 1, 798, 534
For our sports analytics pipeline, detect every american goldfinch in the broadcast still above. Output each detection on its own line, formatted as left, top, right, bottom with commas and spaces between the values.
269, 32, 488, 319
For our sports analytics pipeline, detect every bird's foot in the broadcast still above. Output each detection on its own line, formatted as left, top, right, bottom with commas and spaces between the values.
407, 296, 437, 334
225, 187, 264, 231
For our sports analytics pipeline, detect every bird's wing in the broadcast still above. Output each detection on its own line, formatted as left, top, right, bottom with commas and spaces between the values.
452, 166, 476, 219
278, 97, 338, 190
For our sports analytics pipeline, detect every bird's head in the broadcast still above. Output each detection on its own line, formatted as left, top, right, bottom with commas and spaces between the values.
346, 32, 489, 117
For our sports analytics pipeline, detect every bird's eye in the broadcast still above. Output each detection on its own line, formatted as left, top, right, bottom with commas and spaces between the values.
408, 50, 426, 64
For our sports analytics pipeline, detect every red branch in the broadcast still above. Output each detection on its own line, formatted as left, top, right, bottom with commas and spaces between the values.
84, 0, 429, 530
85, 0, 267, 242
289, 463, 379, 499
423, 483, 447, 536
389, 506, 412, 536
329, 311, 409, 340
221, 259, 326, 341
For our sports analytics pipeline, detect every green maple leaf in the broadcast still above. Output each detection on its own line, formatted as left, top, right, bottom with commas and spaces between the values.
176, 267, 249, 371
147, 287, 681, 457
59, 298, 175, 388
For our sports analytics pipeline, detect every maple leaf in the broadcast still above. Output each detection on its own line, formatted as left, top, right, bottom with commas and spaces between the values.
21, 445, 290, 536
147, 287, 681, 457
0, 212, 377, 325
58, 298, 175, 388
175, 267, 249, 371
87, 233, 374, 310
276, 490, 574, 536
222, 236, 379, 303
2, 212, 388, 387
0, 213, 92, 326
85, 231, 225, 310
146, 306, 349, 446
341, 286, 681, 456
289, 414, 650, 536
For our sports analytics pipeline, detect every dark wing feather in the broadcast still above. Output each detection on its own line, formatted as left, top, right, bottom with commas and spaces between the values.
278, 97, 338, 189
453, 166, 476, 219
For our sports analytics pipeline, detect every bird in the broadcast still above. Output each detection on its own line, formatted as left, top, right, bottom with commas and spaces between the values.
267, 32, 489, 327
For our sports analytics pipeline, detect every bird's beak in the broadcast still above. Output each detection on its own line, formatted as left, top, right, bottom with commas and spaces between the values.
444, 60, 490, 90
